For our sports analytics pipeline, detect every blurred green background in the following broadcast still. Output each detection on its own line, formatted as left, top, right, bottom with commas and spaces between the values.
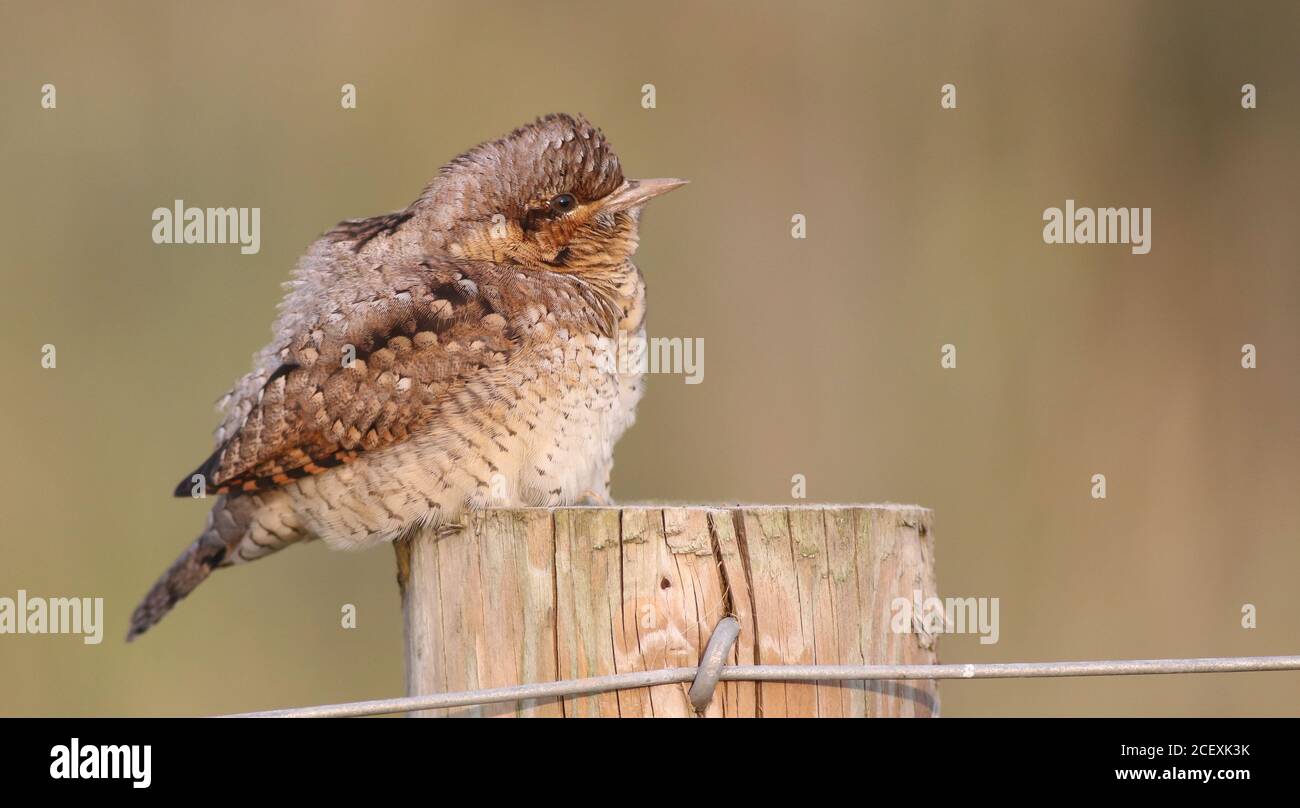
1, 0, 1297, 716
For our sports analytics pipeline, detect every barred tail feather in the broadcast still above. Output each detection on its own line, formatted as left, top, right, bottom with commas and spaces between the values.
126, 494, 257, 641
126, 530, 229, 641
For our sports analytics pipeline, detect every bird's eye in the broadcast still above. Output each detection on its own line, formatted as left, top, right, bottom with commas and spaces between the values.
548, 193, 577, 214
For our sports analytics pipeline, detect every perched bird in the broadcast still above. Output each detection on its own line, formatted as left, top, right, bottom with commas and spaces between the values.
128, 113, 685, 640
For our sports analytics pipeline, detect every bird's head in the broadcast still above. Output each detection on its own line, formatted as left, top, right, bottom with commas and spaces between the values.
418, 113, 686, 274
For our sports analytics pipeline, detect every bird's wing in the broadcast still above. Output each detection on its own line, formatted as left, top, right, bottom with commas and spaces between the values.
174, 258, 518, 496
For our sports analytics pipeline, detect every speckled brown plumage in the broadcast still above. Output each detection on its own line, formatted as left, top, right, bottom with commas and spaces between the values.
128, 114, 685, 640
179, 258, 620, 496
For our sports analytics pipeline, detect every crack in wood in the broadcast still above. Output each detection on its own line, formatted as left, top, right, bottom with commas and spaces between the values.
398, 505, 938, 717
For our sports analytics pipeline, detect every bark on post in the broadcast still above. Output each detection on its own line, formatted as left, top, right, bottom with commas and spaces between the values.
393, 504, 940, 717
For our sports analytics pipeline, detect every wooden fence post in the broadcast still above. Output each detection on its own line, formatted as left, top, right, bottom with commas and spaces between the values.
393, 504, 940, 717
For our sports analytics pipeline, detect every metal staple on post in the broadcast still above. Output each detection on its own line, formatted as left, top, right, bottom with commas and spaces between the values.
687, 616, 741, 713
219, 653, 1300, 718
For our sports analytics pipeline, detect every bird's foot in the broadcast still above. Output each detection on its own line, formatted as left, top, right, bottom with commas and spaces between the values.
434, 520, 467, 538
396, 518, 466, 545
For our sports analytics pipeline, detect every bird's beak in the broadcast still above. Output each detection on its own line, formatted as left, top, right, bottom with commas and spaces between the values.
602, 178, 689, 212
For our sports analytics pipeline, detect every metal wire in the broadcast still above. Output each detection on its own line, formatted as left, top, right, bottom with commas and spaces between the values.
219, 654, 1300, 718
687, 616, 741, 711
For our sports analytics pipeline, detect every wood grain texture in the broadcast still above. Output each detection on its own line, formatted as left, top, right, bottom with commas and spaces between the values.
398, 504, 940, 717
